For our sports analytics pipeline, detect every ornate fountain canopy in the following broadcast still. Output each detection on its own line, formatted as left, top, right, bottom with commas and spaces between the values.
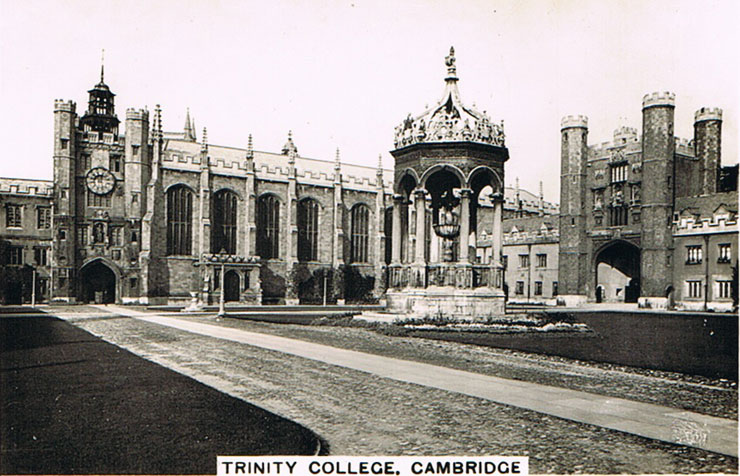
393, 47, 505, 149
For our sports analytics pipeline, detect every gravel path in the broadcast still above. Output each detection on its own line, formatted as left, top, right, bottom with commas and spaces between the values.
57, 308, 737, 474
193, 316, 738, 419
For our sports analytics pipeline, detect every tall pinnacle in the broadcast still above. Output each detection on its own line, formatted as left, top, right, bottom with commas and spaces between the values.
445, 46, 457, 80
334, 148, 341, 172
153, 104, 162, 139
184, 108, 195, 141
100, 48, 105, 84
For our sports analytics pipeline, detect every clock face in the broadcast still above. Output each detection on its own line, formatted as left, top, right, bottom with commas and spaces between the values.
86, 167, 115, 195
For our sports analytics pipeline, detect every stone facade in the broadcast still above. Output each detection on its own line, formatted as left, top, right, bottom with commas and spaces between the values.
3, 61, 551, 306
672, 193, 737, 311
0, 178, 54, 303
500, 217, 559, 304
558, 92, 738, 309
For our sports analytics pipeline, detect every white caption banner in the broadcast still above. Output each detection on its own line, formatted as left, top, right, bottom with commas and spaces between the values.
218, 456, 528, 476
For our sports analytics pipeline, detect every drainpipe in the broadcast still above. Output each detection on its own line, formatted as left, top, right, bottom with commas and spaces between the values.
527, 243, 532, 302
704, 234, 710, 311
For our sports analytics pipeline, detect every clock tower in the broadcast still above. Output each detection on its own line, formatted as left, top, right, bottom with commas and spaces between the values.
51, 67, 150, 304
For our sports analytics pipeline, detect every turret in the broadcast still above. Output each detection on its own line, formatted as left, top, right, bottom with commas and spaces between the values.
640, 91, 675, 302
52, 99, 78, 300
124, 108, 150, 219
558, 115, 589, 300
694, 107, 722, 195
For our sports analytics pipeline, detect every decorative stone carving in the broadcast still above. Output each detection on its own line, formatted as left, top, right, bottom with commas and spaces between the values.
609, 148, 626, 164
594, 190, 604, 210
393, 48, 505, 149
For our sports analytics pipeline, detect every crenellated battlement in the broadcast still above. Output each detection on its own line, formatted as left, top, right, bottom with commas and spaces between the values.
642, 91, 675, 109
694, 107, 723, 123
161, 142, 394, 191
54, 99, 76, 113
126, 108, 149, 121
0, 178, 54, 197
561, 115, 588, 130
674, 136, 695, 156
613, 126, 638, 141
673, 212, 737, 235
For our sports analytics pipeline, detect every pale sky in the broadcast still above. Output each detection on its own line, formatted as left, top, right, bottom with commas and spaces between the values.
0, 0, 737, 202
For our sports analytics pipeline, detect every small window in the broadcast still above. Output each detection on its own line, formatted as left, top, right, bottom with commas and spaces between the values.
130, 277, 138, 290
502, 255, 508, 269
515, 281, 524, 295
34, 247, 48, 266
536, 254, 547, 268
686, 245, 702, 265
131, 230, 138, 243
518, 254, 529, 268
111, 155, 122, 173
534, 281, 543, 296
132, 145, 140, 156
60, 138, 68, 150
610, 163, 628, 183
37, 207, 51, 229
687, 280, 702, 298
110, 227, 123, 246
718, 244, 731, 263
8, 246, 23, 265
112, 249, 121, 260
717, 281, 732, 299
609, 206, 628, 226
77, 226, 88, 246
59, 229, 67, 240
552, 281, 558, 296
6, 204, 22, 228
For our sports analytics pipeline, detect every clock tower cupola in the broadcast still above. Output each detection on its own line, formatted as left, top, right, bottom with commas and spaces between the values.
80, 57, 120, 135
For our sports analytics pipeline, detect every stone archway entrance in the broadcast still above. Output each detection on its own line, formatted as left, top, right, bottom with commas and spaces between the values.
224, 270, 240, 302
80, 260, 116, 304
595, 241, 640, 303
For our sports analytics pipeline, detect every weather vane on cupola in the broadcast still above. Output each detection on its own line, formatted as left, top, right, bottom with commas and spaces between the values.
100, 48, 105, 83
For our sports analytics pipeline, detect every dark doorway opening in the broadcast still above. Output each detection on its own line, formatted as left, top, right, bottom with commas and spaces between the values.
224, 270, 240, 302
80, 261, 116, 304
595, 241, 640, 303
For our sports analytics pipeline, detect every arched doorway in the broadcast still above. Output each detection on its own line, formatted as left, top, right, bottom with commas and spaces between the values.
224, 270, 240, 302
80, 260, 116, 304
595, 241, 640, 303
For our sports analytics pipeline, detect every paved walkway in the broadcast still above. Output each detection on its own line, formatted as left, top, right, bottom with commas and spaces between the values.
97, 305, 738, 458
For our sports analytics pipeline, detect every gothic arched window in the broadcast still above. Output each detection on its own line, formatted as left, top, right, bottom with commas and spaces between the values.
257, 195, 280, 259
350, 204, 370, 263
298, 198, 319, 262
212, 190, 238, 254
167, 185, 193, 256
